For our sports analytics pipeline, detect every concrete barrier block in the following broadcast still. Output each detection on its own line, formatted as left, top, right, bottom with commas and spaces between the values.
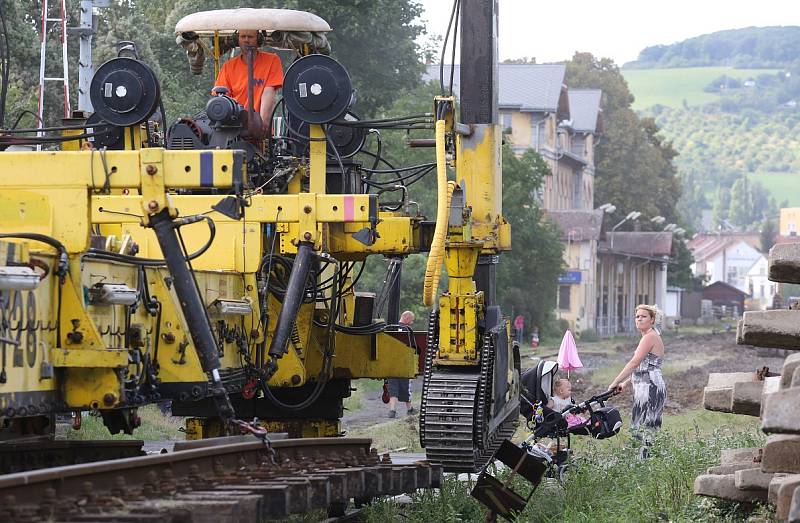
721, 447, 760, 464
708, 462, 759, 475
789, 485, 800, 523
739, 310, 800, 350
732, 381, 763, 416
707, 372, 757, 388
782, 353, 800, 389
762, 435, 800, 473
770, 474, 790, 505
762, 388, 800, 434
737, 319, 744, 345
760, 376, 782, 417
764, 375, 782, 395
704, 387, 733, 413
769, 243, 800, 284
694, 474, 768, 502
777, 475, 800, 520
735, 467, 776, 490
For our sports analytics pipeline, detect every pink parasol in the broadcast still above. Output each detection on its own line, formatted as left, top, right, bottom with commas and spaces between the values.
557, 330, 583, 378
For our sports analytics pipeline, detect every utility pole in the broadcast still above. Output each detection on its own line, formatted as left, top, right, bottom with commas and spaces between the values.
69, 0, 109, 113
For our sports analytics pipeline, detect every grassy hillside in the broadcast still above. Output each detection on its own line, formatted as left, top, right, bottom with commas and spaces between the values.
623, 67, 779, 110
650, 105, 800, 213
753, 171, 800, 207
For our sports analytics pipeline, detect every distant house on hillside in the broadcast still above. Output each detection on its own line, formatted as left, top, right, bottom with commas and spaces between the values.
688, 233, 761, 293
780, 208, 800, 236
745, 255, 777, 310
702, 281, 747, 318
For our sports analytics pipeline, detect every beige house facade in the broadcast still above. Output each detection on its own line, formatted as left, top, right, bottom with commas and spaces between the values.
596, 232, 673, 336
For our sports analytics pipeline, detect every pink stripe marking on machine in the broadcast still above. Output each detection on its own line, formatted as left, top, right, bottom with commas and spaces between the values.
344, 195, 355, 222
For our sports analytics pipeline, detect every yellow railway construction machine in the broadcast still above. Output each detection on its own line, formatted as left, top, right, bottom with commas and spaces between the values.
0, 1, 518, 473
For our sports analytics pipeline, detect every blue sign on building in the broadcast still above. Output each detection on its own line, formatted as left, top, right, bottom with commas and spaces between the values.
558, 270, 582, 285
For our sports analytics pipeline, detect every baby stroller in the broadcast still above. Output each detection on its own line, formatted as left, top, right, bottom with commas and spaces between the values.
471, 361, 622, 521
519, 360, 623, 480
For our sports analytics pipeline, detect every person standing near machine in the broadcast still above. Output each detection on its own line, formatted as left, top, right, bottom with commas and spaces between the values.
608, 304, 667, 458
387, 310, 416, 418
212, 29, 283, 132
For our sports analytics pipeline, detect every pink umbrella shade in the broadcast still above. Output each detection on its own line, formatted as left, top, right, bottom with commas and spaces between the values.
557, 330, 583, 372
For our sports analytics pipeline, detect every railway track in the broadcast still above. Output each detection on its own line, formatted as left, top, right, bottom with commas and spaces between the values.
0, 438, 145, 474
0, 436, 442, 522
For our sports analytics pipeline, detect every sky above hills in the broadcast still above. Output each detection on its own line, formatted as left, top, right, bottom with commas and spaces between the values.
417, 0, 799, 65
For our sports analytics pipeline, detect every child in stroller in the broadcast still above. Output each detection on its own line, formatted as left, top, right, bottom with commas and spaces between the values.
469, 361, 624, 519
519, 360, 623, 478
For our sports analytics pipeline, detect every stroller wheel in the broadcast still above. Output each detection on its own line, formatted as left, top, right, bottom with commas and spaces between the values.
557, 464, 569, 484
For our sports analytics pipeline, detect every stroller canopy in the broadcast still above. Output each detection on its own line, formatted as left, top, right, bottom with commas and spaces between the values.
521, 360, 559, 405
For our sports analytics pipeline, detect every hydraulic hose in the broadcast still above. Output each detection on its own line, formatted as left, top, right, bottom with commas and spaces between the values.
423, 119, 455, 306
148, 209, 235, 423
268, 242, 315, 359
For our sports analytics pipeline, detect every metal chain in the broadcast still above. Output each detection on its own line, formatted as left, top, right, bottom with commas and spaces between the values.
235, 418, 277, 465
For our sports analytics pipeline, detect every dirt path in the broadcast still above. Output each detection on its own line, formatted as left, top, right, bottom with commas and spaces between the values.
342, 332, 790, 434
342, 377, 423, 433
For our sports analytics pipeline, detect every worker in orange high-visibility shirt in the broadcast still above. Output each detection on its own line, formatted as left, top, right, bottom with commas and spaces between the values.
212, 29, 283, 133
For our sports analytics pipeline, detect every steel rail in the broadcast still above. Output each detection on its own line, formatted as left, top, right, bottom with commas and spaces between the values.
0, 436, 442, 522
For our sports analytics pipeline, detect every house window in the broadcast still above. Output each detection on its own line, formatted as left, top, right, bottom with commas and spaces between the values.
558, 285, 571, 310
571, 135, 585, 156
531, 117, 545, 151
501, 113, 512, 133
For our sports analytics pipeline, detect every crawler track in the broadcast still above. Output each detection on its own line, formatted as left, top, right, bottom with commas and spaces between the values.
0, 437, 442, 522
421, 330, 519, 473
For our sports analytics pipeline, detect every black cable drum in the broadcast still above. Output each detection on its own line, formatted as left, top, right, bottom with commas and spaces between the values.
288, 111, 366, 158
90, 58, 161, 127
283, 54, 354, 124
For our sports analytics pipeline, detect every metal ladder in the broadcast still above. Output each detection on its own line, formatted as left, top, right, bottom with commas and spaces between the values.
37, 0, 71, 148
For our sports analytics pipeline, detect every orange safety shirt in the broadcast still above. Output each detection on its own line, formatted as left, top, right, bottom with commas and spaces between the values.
214, 50, 284, 112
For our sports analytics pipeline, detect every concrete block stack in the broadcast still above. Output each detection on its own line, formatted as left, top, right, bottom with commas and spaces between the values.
695, 244, 800, 522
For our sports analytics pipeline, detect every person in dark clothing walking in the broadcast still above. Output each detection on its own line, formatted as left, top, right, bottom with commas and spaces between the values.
388, 311, 416, 418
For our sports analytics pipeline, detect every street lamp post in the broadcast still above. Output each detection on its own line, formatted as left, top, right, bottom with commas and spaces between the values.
610, 211, 641, 249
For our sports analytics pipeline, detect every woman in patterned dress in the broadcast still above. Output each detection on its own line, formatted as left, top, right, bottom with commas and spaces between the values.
608, 305, 667, 447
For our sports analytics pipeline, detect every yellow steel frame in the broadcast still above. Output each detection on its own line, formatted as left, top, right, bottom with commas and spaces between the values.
0, 118, 422, 419
430, 106, 512, 367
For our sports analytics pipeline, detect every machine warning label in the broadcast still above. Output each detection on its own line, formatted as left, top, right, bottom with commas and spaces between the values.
104, 82, 113, 98
298, 82, 308, 98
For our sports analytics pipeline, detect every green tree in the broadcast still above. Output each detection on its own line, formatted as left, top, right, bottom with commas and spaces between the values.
712, 185, 731, 229
281, 0, 426, 116
564, 53, 682, 228
669, 239, 701, 289
760, 219, 777, 253
729, 177, 751, 227
496, 149, 564, 333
